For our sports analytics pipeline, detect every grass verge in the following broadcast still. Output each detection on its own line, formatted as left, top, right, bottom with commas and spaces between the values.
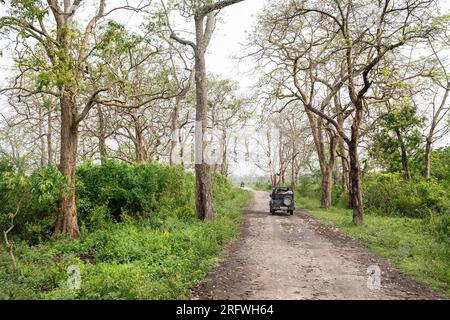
249, 182, 272, 192
0, 187, 252, 300
297, 196, 450, 297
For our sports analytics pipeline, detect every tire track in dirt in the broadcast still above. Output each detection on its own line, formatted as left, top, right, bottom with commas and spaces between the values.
191, 190, 442, 300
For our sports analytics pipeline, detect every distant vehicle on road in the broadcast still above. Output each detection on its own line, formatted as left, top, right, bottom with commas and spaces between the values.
269, 187, 294, 215
240, 181, 245, 188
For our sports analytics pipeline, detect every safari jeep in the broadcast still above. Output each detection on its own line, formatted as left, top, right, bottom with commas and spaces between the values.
269, 187, 295, 215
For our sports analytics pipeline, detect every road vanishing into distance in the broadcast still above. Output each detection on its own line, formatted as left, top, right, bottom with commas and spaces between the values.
192, 190, 441, 300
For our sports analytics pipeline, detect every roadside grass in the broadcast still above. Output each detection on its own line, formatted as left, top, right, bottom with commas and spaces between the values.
0, 188, 252, 300
297, 196, 450, 297
249, 182, 272, 192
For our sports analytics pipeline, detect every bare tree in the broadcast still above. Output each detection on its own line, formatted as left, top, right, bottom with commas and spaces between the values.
277, 0, 437, 224
423, 37, 450, 180
167, 0, 246, 220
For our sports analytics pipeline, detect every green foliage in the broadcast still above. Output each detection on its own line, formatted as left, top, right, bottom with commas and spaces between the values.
96, 21, 142, 55
212, 172, 232, 202
250, 182, 272, 191
0, 160, 252, 300
296, 168, 449, 220
0, 157, 64, 244
429, 212, 450, 243
370, 103, 424, 174
76, 160, 195, 226
430, 147, 450, 187
296, 172, 321, 199
296, 161, 449, 253
36, 71, 52, 91
9, 0, 47, 20
363, 173, 449, 218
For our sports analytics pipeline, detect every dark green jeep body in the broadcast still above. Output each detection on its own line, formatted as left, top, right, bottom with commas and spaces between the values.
269, 187, 295, 215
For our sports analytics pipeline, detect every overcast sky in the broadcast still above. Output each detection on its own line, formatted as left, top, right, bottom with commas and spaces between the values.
0, 1, 448, 178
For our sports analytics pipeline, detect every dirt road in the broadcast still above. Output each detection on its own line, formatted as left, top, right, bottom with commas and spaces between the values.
192, 190, 441, 300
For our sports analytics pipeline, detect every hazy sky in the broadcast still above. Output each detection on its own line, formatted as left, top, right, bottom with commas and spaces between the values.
0, 1, 448, 178
0, 0, 269, 177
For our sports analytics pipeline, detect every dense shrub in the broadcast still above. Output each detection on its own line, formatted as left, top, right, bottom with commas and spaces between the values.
296, 171, 449, 219
212, 172, 233, 202
296, 172, 321, 199
250, 182, 271, 191
76, 161, 195, 227
331, 184, 350, 208
1, 158, 251, 244
0, 157, 252, 299
430, 147, 450, 188
297, 169, 450, 251
363, 173, 449, 218
0, 158, 64, 244
1, 159, 199, 242
0, 171, 251, 300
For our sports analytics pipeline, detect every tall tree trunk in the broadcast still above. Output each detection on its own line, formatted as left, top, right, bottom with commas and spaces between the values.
170, 2, 244, 221
341, 149, 350, 194
170, 96, 181, 166
97, 105, 107, 164
38, 106, 46, 168
291, 144, 296, 190
278, 130, 285, 185
194, 16, 214, 221
180, 138, 185, 169
135, 126, 146, 164
424, 137, 432, 180
321, 134, 337, 209
342, 153, 352, 209
321, 166, 333, 208
395, 129, 412, 181
348, 108, 364, 225
54, 92, 80, 239
305, 109, 336, 209
339, 138, 352, 208
47, 107, 53, 166
424, 84, 449, 179
220, 130, 228, 177
349, 143, 363, 225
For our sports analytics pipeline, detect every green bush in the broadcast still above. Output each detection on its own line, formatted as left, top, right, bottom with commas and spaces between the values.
430, 147, 450, 188
0, 160, 252, 300
429, 212, 450, 244
76, 161, 195, 223
363, 173, 449, 218
297, 172, 321, 199
251, 182, 272, 191
0, 157, 64, 244
331, 184, 350, 208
